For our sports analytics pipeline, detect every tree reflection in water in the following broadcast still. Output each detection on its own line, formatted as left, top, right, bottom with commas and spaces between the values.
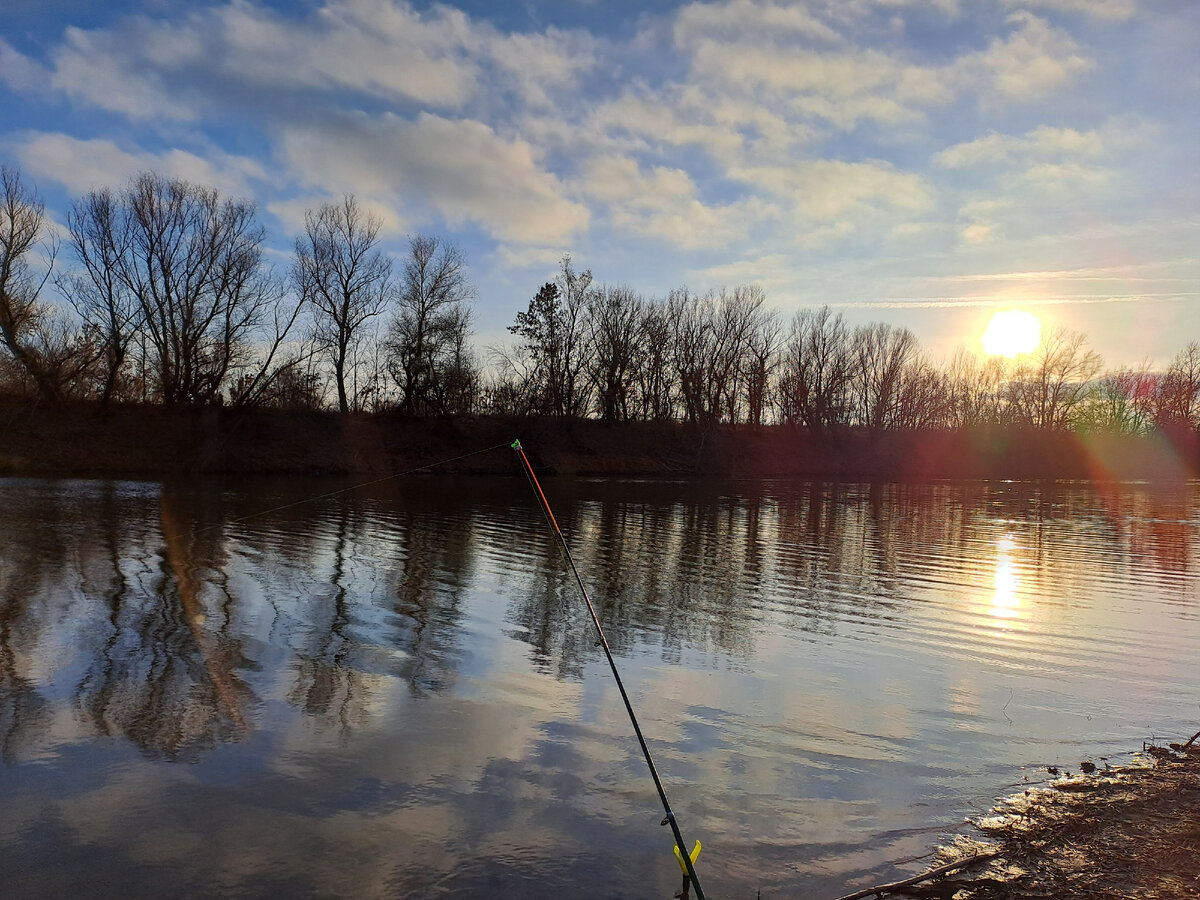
74, 485, 253, 760
1, 476, 1196, 766
0, 475, 1197, 899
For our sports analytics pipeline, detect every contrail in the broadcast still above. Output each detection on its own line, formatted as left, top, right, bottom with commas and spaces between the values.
822, 292, 1200, 310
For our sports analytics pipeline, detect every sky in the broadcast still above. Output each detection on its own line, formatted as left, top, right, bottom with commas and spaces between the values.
2, 0, 1198, 367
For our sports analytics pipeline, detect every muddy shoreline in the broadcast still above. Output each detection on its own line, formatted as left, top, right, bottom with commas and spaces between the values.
839, 737, 1200, 900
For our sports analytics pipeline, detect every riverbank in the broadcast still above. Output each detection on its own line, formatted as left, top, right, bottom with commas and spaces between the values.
1, 401, 1197, 480
840, 736, 1200, 900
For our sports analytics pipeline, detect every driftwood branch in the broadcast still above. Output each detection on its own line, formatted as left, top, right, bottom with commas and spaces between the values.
1181, 728, 1200, 751
830, 851, 1000, 900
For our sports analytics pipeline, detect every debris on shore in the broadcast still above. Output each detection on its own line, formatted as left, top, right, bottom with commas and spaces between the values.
835, 732, 1200, 900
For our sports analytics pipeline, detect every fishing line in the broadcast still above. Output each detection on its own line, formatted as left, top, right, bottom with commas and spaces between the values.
169, 435, 709, 894
512, 439, 708, 900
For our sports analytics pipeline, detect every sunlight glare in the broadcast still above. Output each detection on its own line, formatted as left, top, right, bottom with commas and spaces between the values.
992, 534, 1020, 618
981, 309, 1041, 358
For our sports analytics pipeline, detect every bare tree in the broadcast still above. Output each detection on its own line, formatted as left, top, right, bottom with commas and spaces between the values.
850, 322, 919, 432
1153, 341, 1200, 429
0, 165, 89, 403
668, 288, 713, 424
555, 256, 593, 417
943, 349, 1009, 428
742, 307, 782, 428
104, 173, 285, 406
507, 256, 594, 416
224, 283, 312, 409
1076, 365, 1156, 435
709, 285, 767, 424
293, 195, 392, 414
64, 187, 141, 404
891, 358, 950, 430
386, 235, 475, 416
427, 304, 479, 416
777, 306, 853, 433
1005, 327, 1102, 429
631, 298, 675, 421
587, 285, 642, 422
484, 340, 540, 417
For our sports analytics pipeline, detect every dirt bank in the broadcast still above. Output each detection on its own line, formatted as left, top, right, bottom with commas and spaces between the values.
842, 737, 1200, 900
1, 401, 1197, 480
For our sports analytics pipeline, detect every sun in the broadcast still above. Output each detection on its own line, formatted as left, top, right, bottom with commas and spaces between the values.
981, 309, 1041, 358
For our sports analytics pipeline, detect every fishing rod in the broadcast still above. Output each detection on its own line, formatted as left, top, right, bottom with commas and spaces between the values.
172, 436, 707, 894
511, 439, 708, 900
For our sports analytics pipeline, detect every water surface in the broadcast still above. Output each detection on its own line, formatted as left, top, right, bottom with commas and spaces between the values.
1, 475, 1197, 898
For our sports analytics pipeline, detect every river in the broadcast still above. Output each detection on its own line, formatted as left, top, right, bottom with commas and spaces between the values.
1, 475, 1197, 898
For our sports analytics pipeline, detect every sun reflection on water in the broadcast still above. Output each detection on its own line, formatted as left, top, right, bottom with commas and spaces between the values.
992, 534, 1020, 619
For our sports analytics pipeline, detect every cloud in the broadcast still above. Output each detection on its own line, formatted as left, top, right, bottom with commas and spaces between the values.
213, 0, 478, 106
584, 91, 755, 164
266, 195, 408, 237
661, 6, 1093, 142
41, 2, 478, 117
999, 0, 1136, 22
935, 119, 1133, 218
673, 0, 843, 47
0, 39, 50, 93
492, 244, 570, 273
582, 155, 761, 250
936, 125, 1107, 169
50, 24, 195, 119
281, 112, 589, 245
1019, 161, 1113, 191
960, 222, 996, 245
484, 26, 599, 109
689, 252, 799, 293
953, 12, 1094, 101
36, 1, 600, 123
735, 158, 931, 220
14, 133, 267, 197
686, 42, 944, 128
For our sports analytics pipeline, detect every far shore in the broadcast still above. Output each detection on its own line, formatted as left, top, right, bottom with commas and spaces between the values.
1, 400, 1197, 482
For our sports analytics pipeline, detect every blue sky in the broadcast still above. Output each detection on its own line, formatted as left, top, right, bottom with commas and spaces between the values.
3, 0, 1197, 365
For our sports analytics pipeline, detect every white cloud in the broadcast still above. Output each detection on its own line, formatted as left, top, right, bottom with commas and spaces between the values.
36, 1, 600, 122
281, 112, 589, 245
585, 92, 748, 160
582, 155, 761, 250
690, 252, 798, 293
999, 0, 1136, 22
659, 3, 1093, 145
936, 125, 1106, 169
51, 25, 194, 119
485, 27, 599, 109
15, 133, 266, 197
687, 42, 945, 128
960, 222, 996, 245
1020, 160, 1113, 190
0, 39, 49, 93
213, 0, 477, 106
673, 0, 843, 48
266, 195, 408, 237
493, 244, 570, 272
953, 12, 1094, 101
735, 158, 931, 220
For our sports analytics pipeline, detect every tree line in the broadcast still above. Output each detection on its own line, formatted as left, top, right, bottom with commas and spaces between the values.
2, 164, 1198, 434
